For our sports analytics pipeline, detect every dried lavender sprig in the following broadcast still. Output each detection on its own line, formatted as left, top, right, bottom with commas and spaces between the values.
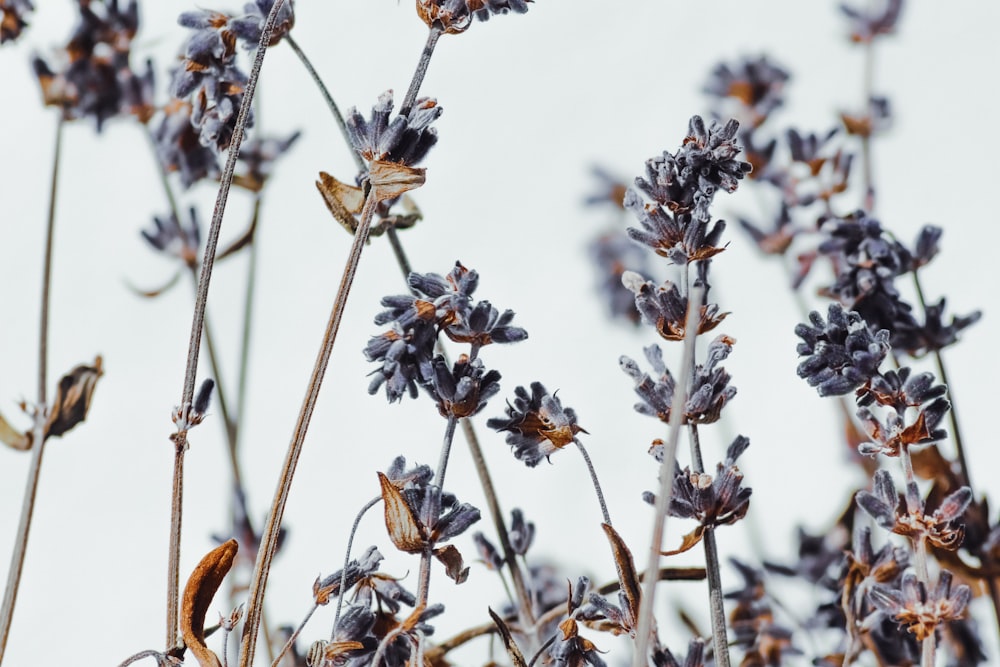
631, 285, 703, 667
0, 117, 63, 663
168, 0, 286, 648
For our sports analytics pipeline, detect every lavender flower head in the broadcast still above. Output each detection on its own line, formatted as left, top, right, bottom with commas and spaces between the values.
346, 91, 442, 166
1, 0, 33, 44
704, 55, 790, 128
229, 0, 295, 46
487, 382, 586, 467
416, 0, 531, 35
794, 303, 889, 396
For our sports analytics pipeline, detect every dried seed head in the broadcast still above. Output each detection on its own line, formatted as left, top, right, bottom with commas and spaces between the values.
45, 356, 104, 439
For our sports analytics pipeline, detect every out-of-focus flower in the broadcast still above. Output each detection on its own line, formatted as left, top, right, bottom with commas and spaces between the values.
229, 0, 295, 46
584, 167, 629, 209
141, 207, 201, 267
653, 638, 705, 667
841, 0, 904, 43
508, 508, 535, 556
588, 233, 650, 326
487, 382, 586, 467
153, 99, 222, 188
841, 95, 892, 138
794, 304, 889, 397
32, 0, 149, 130
738, 203, 798, 255
869, 570, 970, 642
416, 0, 531, 35
0, 0, 33, 44
620, 337, 736, 425
233, 130, 300, 192
704, 55, 790, 128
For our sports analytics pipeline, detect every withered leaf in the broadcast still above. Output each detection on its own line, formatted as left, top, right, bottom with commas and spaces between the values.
377, 472, 425, 553
45, 356, 103, 439
433, 545, 470, 584
602, 523, 642, 625
181, 539, 238, 667
216, 217, 257, 261
126, 271, 182, 298
316, 171, 365, 235
488, 608, 528, 667
661, 525, 706, 557
0, 412, 31, 451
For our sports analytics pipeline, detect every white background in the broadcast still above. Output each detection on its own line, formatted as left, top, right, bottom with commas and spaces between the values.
1, 1, 999, 665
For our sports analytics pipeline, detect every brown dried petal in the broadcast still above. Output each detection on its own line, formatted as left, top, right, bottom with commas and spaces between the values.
0, 412, 31, 451
181, 539, 238, 667
45, 356, 103, 439
316, 171, 365, 235
661, 525, 706, 557
433, 544, 470, 584
488, 608, 528, 667
368, 160, 426, 203
377, 472, 426, 553
602, 523, 641, 626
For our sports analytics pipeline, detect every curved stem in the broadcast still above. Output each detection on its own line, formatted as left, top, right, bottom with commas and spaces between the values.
115, 649, 169, 667
166, 0, 285, 646
433, 415, 459, 490
0, 116, 64, 663
399, 27, 442, 116
271, 604, 317, 667
571, 439, 611, 525
237, 191, 381, 667
333, 495, 381, 631
283, 34, 363, 172
234, 196, 262, 446
630, 286, 703, 667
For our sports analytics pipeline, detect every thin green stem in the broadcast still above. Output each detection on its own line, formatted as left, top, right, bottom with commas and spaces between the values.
571, 439, 611, 526
167, 0, 284, 646
400, 27, 442, 116
237, 191, 381, 667
631, 285, 703, 667
0, 116, 64, 664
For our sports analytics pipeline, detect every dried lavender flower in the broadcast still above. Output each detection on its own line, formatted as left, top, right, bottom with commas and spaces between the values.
653, 638, 705, 667
427, 354, 501, 418
472, 532, 504, 571
857, 470, 971, 550
588, 232, 649, 325
487, 382, 586, 467
415, 0, 531, 35
621, 273, 728, 342
794, 303, 890, 397
704, 55, 790, 128
508, 508, 535, 556
153, 100, 222, 188
141, 207, 202, 267
869, 570, 970, 641
0, 0, 32, 43
346, 91, 441, 166
233, 130, 300, 192
841, 0, 904, 42
620, 337, 736, 425
667, 436, 752, 528
229, 0, 295, 47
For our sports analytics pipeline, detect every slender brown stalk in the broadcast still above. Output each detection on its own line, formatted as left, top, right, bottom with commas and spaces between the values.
165, 0, 286, 646
284, 34, 359, 169
399, 27, 442, 116
237, 191, 380, 667
0, 116, 64, 663
630, 285, 703, 667
271, 604, 318, 667
572, 439, 611, 525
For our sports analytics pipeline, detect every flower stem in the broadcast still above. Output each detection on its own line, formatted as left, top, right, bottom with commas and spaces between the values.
166, 0, 285, 647
572, 439, 611, 525
237, 191, 381, 667
0, 115, 63, 663
283, 34, 361, 171
400, 27, 442, 116
271, 604, 317, 667
631, 285, 704, 667
688, 425, 730, 667
333, 495, 381, 631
